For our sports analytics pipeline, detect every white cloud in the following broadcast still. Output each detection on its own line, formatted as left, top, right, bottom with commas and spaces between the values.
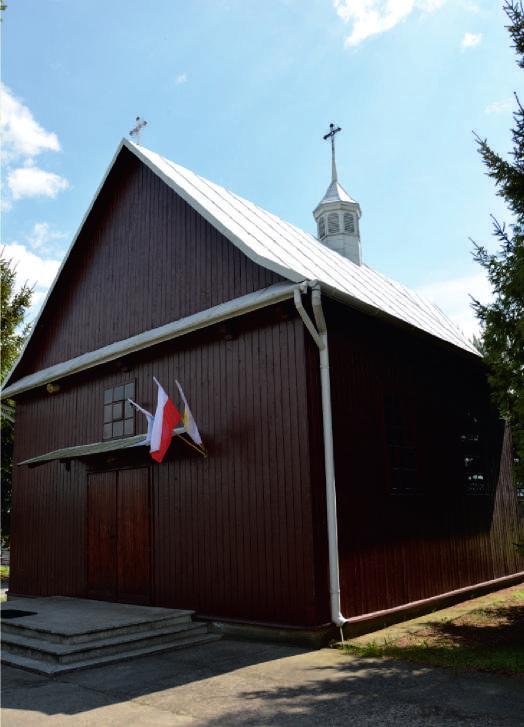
333, 0, 446, 46
416, 272, 492, 340
26, 222, 67, 251
7, 165, 69, 201
485, 98, 513, 115
175, 72, 188, 85
2, 242, 62, 321
0, 83, 69, 208
461, 32, 482, 49
0, 83, 60, 161
461, 0, 480, 12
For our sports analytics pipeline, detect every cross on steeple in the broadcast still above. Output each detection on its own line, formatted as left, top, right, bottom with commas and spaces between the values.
323, 123, 342, 183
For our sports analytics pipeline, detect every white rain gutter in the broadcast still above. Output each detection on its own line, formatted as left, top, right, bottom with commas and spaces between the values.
294, 281, 347, 631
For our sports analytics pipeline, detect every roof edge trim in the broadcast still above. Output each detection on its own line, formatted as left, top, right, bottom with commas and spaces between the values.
2, 139, 130, 390
3, 138, 303, 390
1, 282, 299, 399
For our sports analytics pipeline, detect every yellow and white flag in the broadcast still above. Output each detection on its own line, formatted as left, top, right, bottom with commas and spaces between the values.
175, 380, 203, 446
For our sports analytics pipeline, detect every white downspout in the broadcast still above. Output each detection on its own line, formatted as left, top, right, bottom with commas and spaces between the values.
293, 283, 347, 632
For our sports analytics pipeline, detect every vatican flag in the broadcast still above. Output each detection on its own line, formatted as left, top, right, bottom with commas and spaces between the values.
175, 380, 203, 447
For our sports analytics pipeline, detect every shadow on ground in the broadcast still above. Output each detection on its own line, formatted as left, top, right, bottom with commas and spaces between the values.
3, 638, 524, 726
429, 605, 524, 647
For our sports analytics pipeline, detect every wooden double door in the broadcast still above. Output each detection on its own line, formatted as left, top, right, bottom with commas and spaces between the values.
87, 467, 151, 605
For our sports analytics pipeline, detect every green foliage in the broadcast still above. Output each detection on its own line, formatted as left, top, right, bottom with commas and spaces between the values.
472, 1, 524, 491
1, 254, 33, 382
1, 252, 33, 541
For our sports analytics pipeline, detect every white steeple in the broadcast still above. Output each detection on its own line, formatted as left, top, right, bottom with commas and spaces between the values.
313, 123, 362, 265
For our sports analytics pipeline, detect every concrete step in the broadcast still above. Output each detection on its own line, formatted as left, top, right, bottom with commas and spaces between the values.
1, 632, 222, 675
1, 611, 193, 644
2, 621, 210, 664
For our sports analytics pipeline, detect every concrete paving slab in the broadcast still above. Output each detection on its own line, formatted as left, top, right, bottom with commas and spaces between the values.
2, 638, 523, 726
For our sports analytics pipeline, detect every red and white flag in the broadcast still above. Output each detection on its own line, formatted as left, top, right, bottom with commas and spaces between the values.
150, 377, 182, 463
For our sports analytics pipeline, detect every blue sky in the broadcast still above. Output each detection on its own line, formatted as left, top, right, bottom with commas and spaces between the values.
1, 0, 520, 338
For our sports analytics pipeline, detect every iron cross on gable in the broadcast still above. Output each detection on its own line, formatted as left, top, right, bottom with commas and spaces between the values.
323, 123, 342, 183
129, 116, 148, 146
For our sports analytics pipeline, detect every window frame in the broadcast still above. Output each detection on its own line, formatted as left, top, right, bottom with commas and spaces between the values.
103, 381, 136, 440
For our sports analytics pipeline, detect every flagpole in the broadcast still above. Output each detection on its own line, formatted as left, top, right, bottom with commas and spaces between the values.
174, 431, 207, 458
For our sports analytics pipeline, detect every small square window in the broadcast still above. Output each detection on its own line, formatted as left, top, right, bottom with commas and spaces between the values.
113, 385, 125, 401
124, 418, 134, 436
113, 402, 123, 420
112, 421, 124, 437
124, 401, 134, 418
103, 423, 112, 440
103, 404, 113, 423
124, 382, 135, 399
104, 388, 113, 405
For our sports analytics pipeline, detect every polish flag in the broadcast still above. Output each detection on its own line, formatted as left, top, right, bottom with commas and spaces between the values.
150, 378, 182, 463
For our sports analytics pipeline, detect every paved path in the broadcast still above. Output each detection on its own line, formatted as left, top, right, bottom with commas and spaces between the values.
2, 638, 523, 726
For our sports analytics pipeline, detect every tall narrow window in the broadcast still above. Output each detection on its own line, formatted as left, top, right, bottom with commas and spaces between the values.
318, 216, 326, 239
344, 213, 355, 233
384, 393, 419, 494
103, 381, 135, 440
327, 213, 340, 234
459, 409, 488, 494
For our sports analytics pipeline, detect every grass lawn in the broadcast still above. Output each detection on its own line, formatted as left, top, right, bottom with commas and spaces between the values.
343, 584, 524, 676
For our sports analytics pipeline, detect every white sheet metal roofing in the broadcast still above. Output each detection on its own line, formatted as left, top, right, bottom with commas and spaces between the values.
316, 179, 358, 206
3, 138, 478, 393
132, 141, 477, 355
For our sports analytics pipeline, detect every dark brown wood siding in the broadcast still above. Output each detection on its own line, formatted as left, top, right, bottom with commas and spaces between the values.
322, 299, 523, 618
14, 148, 282, 379
10, 309, 324, 627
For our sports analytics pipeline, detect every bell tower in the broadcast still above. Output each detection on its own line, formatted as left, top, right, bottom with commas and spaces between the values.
313, 123, 362, 265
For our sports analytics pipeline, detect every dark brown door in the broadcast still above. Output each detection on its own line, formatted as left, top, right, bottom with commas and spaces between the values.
87, 471, 117, 600
87, 468, 151, 604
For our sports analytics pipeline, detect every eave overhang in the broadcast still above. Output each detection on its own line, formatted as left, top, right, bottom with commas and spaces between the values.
1, 282, 298, 400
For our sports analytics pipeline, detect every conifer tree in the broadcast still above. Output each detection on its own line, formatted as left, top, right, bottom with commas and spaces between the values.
472, 1, 524, 492
1, 252, 33, 542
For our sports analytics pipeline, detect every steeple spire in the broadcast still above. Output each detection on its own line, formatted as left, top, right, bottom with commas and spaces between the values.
313, 122, 363, 265
323, 123, 341, 183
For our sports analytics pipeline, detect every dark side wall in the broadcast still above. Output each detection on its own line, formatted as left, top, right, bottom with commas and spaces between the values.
320, 299, 523, 618
13, 147, 281, 379
10, 308, 326, 627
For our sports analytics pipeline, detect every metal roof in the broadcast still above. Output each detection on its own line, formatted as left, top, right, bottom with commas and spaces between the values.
316, 179, 358, 207
3, 138, 478, 393
132, 141, 477, 355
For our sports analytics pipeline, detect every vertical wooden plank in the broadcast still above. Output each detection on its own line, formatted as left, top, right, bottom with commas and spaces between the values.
117, 468, 151, 605
87, 471, 117, 601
